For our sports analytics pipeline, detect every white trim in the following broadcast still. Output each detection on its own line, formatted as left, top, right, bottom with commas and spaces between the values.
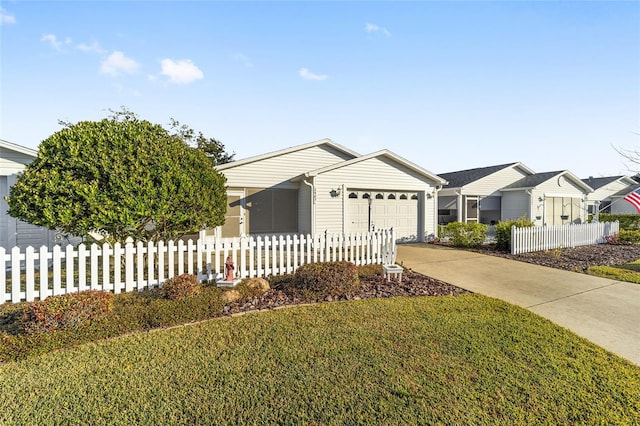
0, 139, 38, 157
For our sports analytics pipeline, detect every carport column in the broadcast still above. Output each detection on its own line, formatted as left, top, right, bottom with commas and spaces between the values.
456, 192, 463, 222
303, 177, 315, 236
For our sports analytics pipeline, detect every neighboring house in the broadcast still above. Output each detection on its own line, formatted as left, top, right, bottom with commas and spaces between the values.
501, 171, 594, 226
582, 175, 638, 215
608, 183, 640, 214
0, 139, 56, 249
437, 162, 535, 225
203, 139, 447, 242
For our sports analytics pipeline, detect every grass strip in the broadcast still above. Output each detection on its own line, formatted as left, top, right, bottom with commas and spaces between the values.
1, 294, 639, 425
588, 265, 640, 284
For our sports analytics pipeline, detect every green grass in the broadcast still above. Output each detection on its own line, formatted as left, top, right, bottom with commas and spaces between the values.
589, 259, 640, 284
1, 295, 638, 425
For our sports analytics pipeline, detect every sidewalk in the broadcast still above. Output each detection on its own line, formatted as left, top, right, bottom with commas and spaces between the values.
396, 244, 640, 366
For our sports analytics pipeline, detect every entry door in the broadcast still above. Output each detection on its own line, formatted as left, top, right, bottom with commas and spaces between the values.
220, 191, 245, 237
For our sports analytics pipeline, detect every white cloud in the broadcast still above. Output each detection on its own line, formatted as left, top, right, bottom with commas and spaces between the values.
101, 51, 140, 76
0, 8, 15, 25
233, 53, 253, 68
77, 41, 105, 54
41, 34, 72, 50
299, 67, 328, 81
365, 22, 391, 37
160, 59, 203, 84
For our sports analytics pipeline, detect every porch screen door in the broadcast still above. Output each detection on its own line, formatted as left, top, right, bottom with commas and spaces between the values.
220, 191, 245, 237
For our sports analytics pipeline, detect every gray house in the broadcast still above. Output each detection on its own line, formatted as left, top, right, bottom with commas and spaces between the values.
1, 139, 56, 249
582, 175, 638, 215
437, 162, 535, 225
608, 183, 640, 214
201, 139, 447, 242
501, 171, 594, 225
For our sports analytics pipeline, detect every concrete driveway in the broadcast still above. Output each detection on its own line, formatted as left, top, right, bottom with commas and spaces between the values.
397, 244, 640, 366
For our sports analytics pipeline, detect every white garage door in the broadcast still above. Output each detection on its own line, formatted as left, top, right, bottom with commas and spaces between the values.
347, 191, 419, 240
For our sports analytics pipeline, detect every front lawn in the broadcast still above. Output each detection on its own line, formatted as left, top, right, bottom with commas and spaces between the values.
1, 295, 638, 425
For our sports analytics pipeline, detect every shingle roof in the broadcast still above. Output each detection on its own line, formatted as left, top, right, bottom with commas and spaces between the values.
611, 183, 640, 197
438, 163, 518, 189
581, 176, 625, 190
501, 171, 564, 190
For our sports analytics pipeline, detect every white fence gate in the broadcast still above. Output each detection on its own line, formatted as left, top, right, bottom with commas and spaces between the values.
510, 221, 619, 254
1, 230, 396, 304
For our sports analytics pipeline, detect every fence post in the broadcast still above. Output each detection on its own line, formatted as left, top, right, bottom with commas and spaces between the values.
510, 225, 516, 255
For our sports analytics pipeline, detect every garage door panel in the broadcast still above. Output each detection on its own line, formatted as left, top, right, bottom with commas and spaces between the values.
347, 191, 419, 240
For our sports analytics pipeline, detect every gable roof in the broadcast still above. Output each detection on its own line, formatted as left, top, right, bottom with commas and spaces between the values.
0, 139, 38, 157
299, 150, 448, 185
582, 175, 636, 190
216, 138, 359, 171
438, 162, 533, 189
502, 170, 594, 193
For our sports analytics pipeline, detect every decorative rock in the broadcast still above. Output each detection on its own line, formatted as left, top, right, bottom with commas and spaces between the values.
220, 289, 242, 304
243, 278, 270, 293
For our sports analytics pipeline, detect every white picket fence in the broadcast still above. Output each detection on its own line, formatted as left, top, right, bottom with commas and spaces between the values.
0, 230, 396, 304
510, 221, 619, 254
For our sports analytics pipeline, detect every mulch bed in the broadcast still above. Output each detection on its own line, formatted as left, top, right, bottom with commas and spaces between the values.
467, 243, 640, 273
222, 243, 640, 316
222, 271, 470, 316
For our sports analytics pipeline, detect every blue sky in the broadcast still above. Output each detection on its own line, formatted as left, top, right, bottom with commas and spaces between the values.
1, 1, 639, 178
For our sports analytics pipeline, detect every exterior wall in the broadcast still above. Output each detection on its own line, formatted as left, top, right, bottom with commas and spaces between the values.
501, 191, 530, 221
313, 156, 439, 239
1, 165, 55, 250
464, 166, 531, 196
220, 145, 354, 189
611, 199, 639, 214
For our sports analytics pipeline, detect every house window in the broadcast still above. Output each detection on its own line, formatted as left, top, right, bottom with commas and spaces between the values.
411, 194, 418, 200
399, 194, 408, 200
388, 194, 396, 200
375, 193, 384, 199
362, 193, 371, 199
348, 192, 358, 199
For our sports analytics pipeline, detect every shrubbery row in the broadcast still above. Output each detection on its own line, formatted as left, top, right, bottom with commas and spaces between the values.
1, 263, 372, 361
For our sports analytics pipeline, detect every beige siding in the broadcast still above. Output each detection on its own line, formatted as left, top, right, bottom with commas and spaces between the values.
537, 176, 586, 197
464, 166, 531, 196
424, 194, 437, 238
313, 157, 438, 239
220, 145, 354, 189
501, 191, 530, 221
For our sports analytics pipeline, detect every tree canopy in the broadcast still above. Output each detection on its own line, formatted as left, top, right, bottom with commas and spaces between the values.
7, 113, 228, 243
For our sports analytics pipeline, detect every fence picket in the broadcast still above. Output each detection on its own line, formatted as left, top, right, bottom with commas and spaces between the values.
39, 245, 49, 301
